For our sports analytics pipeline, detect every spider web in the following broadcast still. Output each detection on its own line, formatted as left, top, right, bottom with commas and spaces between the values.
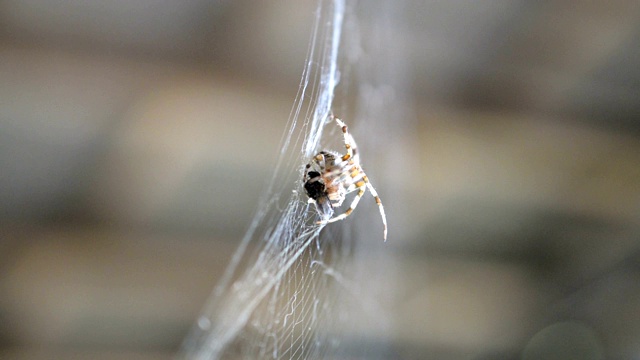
178, 1, 398, 359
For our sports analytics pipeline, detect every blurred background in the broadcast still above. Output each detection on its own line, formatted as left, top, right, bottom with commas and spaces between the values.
1, 0, 640, 359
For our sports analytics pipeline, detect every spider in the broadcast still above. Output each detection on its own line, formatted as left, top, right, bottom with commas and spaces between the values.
303, 115, 387, 240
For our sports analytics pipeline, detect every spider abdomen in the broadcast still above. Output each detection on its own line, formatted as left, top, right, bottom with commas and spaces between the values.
304, 180, 326, 200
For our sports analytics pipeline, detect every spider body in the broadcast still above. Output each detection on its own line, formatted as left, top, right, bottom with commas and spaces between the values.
303, 116, 387, 240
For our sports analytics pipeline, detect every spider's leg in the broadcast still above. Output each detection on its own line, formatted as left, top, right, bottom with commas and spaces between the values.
334, 117, 358, 162
363, 175, 388, 241
318, 182, 366, 225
